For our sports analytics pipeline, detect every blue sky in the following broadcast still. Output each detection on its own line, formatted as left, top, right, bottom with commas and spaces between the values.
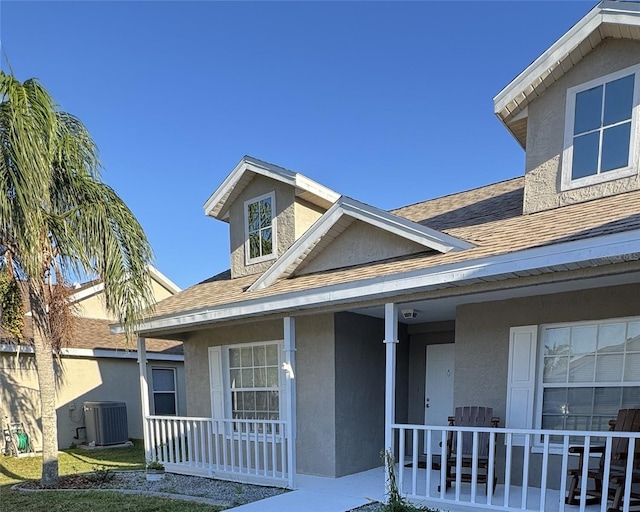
1, 0, 597, 289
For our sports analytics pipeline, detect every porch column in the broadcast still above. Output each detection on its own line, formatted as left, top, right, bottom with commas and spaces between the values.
283, 317, 297, 489
137, 336, 152, 461
384, 303, 398, 455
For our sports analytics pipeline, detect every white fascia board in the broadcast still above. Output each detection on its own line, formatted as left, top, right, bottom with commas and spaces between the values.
494, 3, 604, 115
0, 344, 183, 361
340, 198, 474, 252
131, 228, 640, 336
203, 156, 339, 219
148, 265, 182, 294
248, 197, 473, 292
69, 283, 104, 303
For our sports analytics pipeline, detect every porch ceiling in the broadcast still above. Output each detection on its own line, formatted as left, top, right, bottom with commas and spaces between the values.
347, 268, 640, 324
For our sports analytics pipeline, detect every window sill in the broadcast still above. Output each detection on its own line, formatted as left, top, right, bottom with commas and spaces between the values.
561, 165, 637, 192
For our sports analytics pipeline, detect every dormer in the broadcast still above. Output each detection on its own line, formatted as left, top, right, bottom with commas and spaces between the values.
494, 1, 640, 214
204, 156, 340, 278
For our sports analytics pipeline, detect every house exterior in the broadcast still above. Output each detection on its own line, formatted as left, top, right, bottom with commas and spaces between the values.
128, 2, 640, 510
0, 267, 186, 450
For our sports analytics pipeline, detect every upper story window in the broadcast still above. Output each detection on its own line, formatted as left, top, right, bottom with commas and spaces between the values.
562, 64, 639, 190
244, 192, 276, 264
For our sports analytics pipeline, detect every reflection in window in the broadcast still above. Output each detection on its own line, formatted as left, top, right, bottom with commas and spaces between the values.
245, 194, 274, 262
542, 319, 640, 442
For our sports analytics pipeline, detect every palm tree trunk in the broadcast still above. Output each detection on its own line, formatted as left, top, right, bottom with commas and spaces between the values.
31, 294, 59, 486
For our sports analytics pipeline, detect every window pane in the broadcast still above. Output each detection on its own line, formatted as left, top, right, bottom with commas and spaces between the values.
266, 344, 278, 365
628, 322, 640, 351
261, 228, 273, 255
259, 197, 272, 228
249, 233, 260, 259
545, 328, 570, 355
254, 346, 266, 366
154, 393, 176, 415
256, 391, 268, 412
624, 353, 640, 382
244, 391, 256, 411
569, 354, 595, 382
622, 387, 640, 408
595, 354, 624, 382
544, 356, 569, 383
229, 348, 241, 368
241, 368, 254, 387
268, 391, 279, 412
572, 131, 600, 179
574, 85, 603, 135
267, 367, 279, 387
230, 369, 241, 388
571, 325, 598, 355
601, 122, 631, 172
152, 369, 175, 392
543, 388, 567, 414
599, 323, 626, 352
255, 367, 266, 387
247, 202, 259, 232
603, 74, 634, 126
240, 347, 252, 367
568, 387, 594, 414
594, 387, 622, 416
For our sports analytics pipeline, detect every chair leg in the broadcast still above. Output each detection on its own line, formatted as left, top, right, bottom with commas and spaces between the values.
607, 485, 624, 512
565, 474, 580, 505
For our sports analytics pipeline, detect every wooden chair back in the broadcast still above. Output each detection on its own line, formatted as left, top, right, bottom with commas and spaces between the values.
606, 408, 640, 471
450, 406, 499, 458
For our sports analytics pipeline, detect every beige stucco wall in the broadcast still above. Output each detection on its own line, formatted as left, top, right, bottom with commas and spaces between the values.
299, 220, 428, 275
524, 38, 640, 214
0, 353, 185, 449
229, 176, 296, 278
294, 199, 324, 239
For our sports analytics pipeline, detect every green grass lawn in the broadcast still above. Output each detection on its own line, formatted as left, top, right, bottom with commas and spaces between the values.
0, 440, 224, 511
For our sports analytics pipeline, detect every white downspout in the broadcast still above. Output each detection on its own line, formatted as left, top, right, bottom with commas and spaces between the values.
383, 303, 398, 485
283, 317, 297, 489
137, 336, 152, 461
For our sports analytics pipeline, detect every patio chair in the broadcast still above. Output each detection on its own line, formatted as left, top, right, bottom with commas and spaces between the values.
565, 408, 640, 512
439, 406, 500, 494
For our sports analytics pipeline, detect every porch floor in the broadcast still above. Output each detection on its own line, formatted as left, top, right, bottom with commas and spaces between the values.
228, 466, 605, 512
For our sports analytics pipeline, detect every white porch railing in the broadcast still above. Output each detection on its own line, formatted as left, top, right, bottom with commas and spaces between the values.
146, 415, 291, 487
392, 423, 640, 512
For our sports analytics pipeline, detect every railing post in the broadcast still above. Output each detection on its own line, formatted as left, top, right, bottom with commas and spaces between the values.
384, 303, 398, 491
137, 337, 152, 462
284, 317, 297, 489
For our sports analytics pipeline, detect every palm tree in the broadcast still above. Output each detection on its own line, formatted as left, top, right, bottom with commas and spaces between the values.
0, 71, 154, 486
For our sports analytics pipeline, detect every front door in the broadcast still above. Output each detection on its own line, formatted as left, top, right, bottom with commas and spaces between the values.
424, 343, 455, 453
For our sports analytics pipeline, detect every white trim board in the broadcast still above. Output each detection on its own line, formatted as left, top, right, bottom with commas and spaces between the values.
493, 1, 640, 146
248, 196, 474, 291
0, 344, 183, 361
203, 156, 340, 220
123, 228, 640, 336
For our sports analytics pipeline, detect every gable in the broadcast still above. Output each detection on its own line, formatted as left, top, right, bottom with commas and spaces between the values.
295, 219, 433, 276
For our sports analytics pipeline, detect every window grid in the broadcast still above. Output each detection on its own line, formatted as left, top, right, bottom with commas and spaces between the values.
541, 319, 640, 442
245, 193, 274, 263
228, 344, 280, 424
152, 367, 177, 416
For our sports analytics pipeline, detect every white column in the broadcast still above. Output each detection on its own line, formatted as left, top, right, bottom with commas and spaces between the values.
283, 317, 297, 489
384, 303, 398, 455
137, 336, 152, 461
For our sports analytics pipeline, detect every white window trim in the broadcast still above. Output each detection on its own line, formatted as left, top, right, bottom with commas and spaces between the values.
530, 316, 640, 453
244, 192, 277, 265
561, 63, 640, 191
209, 340, 286, 423
151, 366, 178, 416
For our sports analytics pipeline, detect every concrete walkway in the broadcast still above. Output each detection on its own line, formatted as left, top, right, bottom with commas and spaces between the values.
230, 467, 386, 512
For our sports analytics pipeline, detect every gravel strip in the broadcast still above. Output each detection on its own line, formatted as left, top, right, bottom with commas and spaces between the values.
15, 471, 288, 508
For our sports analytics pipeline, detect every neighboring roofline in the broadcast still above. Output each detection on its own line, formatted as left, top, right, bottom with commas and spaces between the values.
0, 344, 184, 361
68, 265, 180, 303
203, 156, 340, 220
248, 196, 475, 291
494, 0, 640, 146
122, 228, 640, 336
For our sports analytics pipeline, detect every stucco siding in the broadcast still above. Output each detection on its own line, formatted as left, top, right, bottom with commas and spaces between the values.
524, 39, 640, 214
334, 312, 385, 476
295, 314, 337, 476
0, 353, 185, 449
229, 175, 296, 278
294, 198, 324, 239
299, 220, 428, 275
